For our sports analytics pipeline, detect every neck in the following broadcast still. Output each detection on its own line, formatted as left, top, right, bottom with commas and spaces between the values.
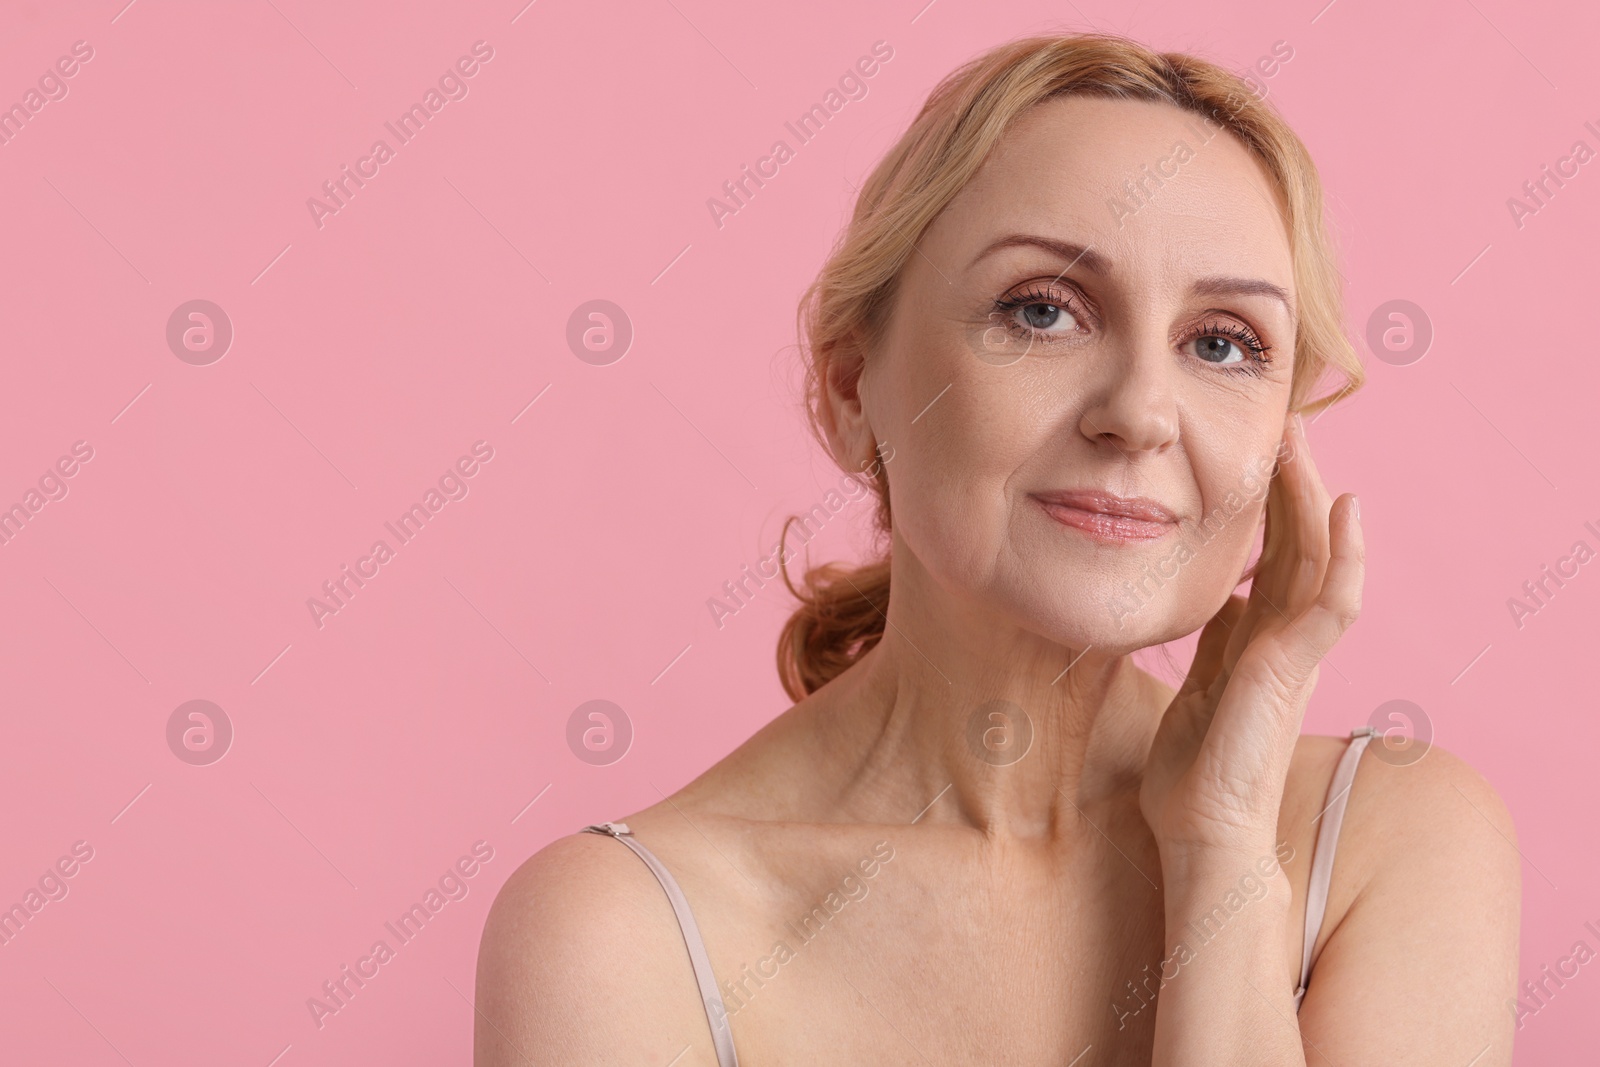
817, 567, 1173, 838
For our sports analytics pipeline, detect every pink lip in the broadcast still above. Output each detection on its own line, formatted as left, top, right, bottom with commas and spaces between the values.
1032, 490, 1179, 544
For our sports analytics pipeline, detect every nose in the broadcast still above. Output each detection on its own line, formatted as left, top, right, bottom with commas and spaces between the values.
1076, 336, 1180, 456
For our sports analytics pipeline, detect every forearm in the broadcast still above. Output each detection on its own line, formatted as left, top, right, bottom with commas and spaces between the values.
1149, 853, 1309, 1067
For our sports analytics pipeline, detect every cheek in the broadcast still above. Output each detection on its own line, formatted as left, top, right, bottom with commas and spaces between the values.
884, 369, 1047, 580
889, 424, 1006, 578
1185, 446, 1279, 573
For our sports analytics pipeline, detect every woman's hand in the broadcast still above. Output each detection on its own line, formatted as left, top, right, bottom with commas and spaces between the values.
1139, 411, 1364, 866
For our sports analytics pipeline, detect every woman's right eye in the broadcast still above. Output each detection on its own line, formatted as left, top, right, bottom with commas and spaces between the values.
1014, 302, 1075, 333
990, 285, 1087, 345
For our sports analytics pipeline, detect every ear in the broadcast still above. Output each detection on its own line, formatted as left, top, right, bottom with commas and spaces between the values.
819, 333, 877, 472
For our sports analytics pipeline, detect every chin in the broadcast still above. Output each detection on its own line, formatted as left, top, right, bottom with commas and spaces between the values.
993, 562, 1229, 658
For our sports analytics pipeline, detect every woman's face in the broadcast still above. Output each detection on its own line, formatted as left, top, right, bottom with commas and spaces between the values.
849, 95, 1299, 654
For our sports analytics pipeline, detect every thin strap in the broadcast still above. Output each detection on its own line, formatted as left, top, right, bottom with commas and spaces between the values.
1293, 727, 1375, 1012
582, 822, 740, 1067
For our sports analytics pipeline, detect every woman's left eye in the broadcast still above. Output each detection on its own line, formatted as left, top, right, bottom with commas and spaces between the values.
1182, 321, 1272, 372
1191, 335, 1248, 365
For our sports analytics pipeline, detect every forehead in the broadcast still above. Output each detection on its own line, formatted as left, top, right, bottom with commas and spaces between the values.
931, 95, 1295, 290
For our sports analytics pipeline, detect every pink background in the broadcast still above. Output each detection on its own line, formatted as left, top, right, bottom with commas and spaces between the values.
1, 0, 1594, 1062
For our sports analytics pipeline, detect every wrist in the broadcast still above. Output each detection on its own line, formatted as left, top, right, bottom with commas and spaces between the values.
1158, 841, 1295, 915
1160, 868, 1292, 981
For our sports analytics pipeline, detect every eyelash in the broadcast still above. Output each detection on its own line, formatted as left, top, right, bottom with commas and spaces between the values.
989, 284, 1276, 377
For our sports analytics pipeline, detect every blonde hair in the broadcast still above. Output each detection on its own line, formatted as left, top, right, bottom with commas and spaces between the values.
775, 30, 1364, 702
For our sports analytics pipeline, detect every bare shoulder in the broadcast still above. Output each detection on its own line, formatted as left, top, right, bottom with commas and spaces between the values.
1295, 733, 1522, 1064
472, 830, 724, 1066
1283, 731, 1521, 926
1340, 735, 1519, 890
1285, 731, 1518, 876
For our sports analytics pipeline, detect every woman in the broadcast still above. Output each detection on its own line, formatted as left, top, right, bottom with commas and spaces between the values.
475, 31, 1520, 1065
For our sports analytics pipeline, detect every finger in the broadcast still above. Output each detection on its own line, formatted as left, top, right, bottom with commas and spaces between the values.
1273, 491, 1364, 680
1220, 420, 1304, 674
1177, 593, 1249, 701
1277, 412, 1335, 619
1221, 550, 1268, 678
1201, 494, 1361, 784
1221, 490, 1284, 675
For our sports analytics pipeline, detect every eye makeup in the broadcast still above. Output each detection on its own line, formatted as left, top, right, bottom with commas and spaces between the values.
983, 279, 1278, 378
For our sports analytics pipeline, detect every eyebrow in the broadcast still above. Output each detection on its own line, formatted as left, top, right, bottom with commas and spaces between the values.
968, 233, 1295, 317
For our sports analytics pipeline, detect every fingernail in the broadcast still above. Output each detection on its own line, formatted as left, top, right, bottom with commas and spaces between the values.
1351, 494, 1361, 521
